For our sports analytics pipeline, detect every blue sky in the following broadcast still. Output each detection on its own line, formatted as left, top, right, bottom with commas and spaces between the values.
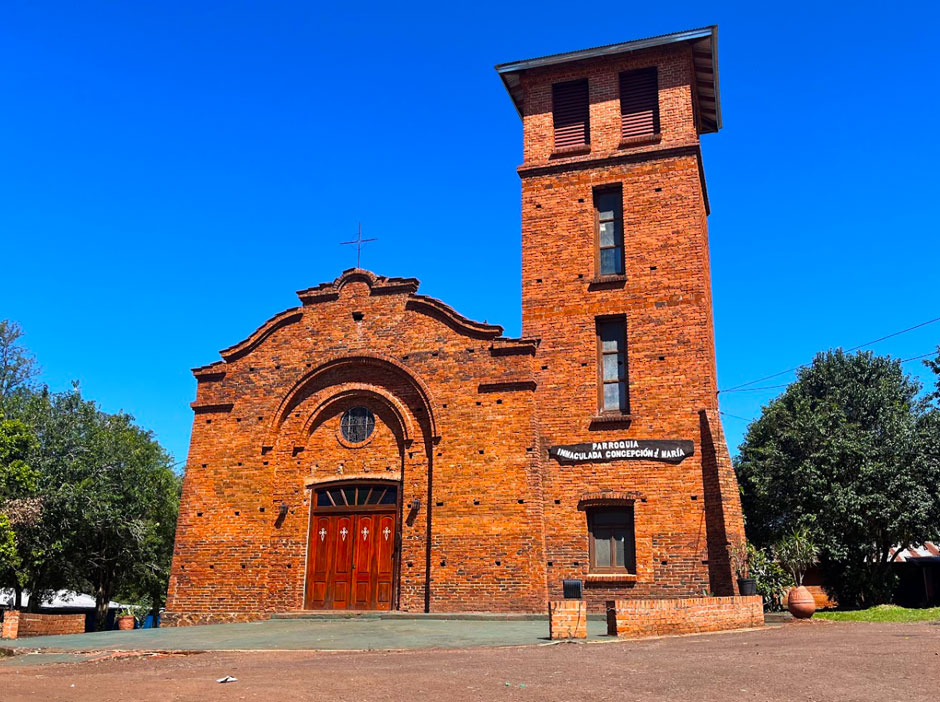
2, 1, 938, 464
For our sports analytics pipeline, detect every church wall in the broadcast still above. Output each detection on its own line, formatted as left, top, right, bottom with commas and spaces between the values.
165, 274, 547, 623
166, 30, 747, 623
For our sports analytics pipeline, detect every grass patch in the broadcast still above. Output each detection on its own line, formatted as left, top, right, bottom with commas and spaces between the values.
815, 605, 940, 622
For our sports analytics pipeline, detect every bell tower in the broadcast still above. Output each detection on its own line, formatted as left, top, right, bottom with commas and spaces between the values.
497, 27, 747, 601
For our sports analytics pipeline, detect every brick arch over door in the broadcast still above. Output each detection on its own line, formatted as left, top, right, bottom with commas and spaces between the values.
264, 356, 437, 612
265, 352, 440, 448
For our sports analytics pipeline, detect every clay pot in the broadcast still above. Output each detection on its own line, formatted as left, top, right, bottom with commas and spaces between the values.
787, 585, 816, 619
117, 615, 135, 631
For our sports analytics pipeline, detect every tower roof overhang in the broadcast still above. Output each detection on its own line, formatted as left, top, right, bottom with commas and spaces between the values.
495, 25, 721, 134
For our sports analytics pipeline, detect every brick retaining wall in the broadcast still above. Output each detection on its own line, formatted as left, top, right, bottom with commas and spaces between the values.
1, 610, 18, 639
0, 611, 85, 639
548, 600, 587, 639
606, 595, 763, 638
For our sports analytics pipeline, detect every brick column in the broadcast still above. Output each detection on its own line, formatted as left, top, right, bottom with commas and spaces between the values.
1, 610, 20, 640
549, 600, 586, 639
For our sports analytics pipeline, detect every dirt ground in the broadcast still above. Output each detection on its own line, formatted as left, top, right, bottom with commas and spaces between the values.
1, 620, 938, 701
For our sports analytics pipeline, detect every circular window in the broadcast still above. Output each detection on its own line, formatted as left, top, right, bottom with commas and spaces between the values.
340, 407, 375, 444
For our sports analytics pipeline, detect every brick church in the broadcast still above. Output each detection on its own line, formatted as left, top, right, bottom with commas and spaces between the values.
165, 26, 747, 625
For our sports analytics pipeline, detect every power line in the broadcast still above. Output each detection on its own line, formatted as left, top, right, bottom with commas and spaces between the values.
718, 315, 940, 394
719, 348, 938, 426
720, 383, 790, 394
901, 351, 938, 364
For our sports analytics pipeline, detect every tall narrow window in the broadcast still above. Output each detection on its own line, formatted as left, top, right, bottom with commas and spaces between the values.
619, 67, 659, 139
594, 187, 623, 276
597, 318, 628, 413
588, 507, 636, 573
552, 79, 590, 150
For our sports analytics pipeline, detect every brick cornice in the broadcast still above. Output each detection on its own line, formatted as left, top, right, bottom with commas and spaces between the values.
296, 268, 420, 305
405, 296, 504, 339
517, 144, 700, 179
217, 308, 304, 363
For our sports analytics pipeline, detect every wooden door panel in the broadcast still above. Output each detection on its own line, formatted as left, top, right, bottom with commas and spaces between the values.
352, 515, 375, 609
330, 515, 354, 609
305, 515, 332, 609
376, 582, 391, 606
376, 515, 395, 576
306, 509, 396, 611
375, 514, 395, 610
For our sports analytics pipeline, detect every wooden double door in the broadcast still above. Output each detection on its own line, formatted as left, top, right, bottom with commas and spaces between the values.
305, 511, 396, 610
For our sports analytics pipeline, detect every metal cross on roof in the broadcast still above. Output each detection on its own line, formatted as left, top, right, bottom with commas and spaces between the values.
341, 222, 377, 269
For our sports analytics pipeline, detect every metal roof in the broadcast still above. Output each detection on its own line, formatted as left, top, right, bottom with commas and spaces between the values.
495, 26, 721, 134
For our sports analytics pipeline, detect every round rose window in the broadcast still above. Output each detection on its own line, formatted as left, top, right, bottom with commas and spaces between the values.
340, 407, 375, 443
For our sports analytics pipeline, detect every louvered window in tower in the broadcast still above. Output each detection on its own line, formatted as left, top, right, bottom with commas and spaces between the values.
619, 68, 659, 140
552, 79, 590, 150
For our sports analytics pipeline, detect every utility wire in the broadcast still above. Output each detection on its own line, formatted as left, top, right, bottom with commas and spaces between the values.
721, 383, 790, 394
901, 351, 938, 364
718, 316, 940, 394
719, 348, 938, 428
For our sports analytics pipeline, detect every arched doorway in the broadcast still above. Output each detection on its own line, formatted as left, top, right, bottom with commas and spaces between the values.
269, 354, 438, 613
304, 480, 400, 610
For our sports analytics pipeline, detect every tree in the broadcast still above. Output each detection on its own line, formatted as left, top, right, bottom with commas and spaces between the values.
734, 350, 940, 607
5, 388, 97, 609
925, 345, 940, 403
0, 416, 39, 600
0, 321, 40, 413
117, 470, 182, 624
0, 326, 181, 624
61, 404, 178, 629
4, 386, 180, 627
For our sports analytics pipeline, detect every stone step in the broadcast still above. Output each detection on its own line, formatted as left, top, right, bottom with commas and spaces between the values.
270, 610, 608, 621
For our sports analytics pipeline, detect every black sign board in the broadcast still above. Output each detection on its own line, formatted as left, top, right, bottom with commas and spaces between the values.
548, 439, 694, 465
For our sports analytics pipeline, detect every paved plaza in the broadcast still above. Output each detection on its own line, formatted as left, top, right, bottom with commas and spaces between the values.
1, 615, 610, 655
1, 618, 938, 701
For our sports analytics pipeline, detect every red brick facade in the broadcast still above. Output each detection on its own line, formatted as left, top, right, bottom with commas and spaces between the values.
165, 27, 747, 624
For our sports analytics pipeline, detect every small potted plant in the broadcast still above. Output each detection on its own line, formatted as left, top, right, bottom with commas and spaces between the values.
730, 542, 757, 596
774, 527, 818, 619
116, 607, 136, 631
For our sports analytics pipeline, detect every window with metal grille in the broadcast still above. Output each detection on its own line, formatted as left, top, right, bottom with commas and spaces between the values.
619, 67, 659, 139
552, 79, 590, 150
588, 507, 636, 573
597, 318, 628, 413
594, 187, 623, 276
340, 407, 375, 443
315, 484, 397, 508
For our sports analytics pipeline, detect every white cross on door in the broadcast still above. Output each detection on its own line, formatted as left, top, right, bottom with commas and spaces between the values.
383, 526, 391, 541
361, 526, 369, 540
340, 527, 348, 541
318, 527, 327, 541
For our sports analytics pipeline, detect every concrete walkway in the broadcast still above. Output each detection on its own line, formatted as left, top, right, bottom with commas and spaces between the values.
2, 616, 611, 654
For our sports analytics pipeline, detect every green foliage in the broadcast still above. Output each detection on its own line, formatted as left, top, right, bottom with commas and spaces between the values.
924, 346, 940, 404
1, 380, 180, 628
773, 527, 818, 587
0, 320, 40, 413
729, 541, 749, 579
0, 416, 38, 577
0, 514, 16, 575
735, 349, 940, 608
746, 543, 788, 610
815, 605, 940, 622
0, 417, 38, 498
